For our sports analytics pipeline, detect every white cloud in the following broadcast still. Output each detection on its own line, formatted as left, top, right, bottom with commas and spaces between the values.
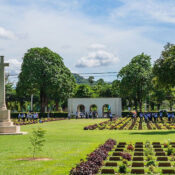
3, 58, 22, 84
0, 26, 16, 39
76, 50, 119, 68
6, 58, 21, 75
0, 0, 170, 82
111, 0, 175, 24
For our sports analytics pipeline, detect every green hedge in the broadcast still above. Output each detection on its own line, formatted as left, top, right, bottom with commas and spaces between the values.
11, 112, 68, 119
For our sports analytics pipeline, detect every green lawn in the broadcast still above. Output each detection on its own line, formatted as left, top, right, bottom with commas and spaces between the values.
0, 119, 175, 175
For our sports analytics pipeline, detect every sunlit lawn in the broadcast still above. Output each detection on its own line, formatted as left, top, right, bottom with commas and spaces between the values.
0, 119, 175, 175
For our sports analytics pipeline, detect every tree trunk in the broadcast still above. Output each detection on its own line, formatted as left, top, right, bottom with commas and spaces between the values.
134, 98, 138, 112
157, 104, 161, 111
139, 100, 142, 112
20, 101, 24, 112
129, 99, 133, 108
45, 98, 48, 112
147, 103, 149, 112
169, 101, 173, 111
40, 89, 46, 113
55, 100, 60, 111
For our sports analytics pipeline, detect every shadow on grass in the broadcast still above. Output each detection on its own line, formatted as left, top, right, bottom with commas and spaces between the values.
130, 131, 175, 135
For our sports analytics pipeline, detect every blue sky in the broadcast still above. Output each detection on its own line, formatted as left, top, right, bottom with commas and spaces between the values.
0, 0, 175, 82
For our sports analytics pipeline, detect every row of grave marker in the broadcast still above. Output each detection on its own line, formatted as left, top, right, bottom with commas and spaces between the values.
101, 142, 175, 174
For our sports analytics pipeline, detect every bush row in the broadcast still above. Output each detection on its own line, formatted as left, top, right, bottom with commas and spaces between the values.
122, 111, 175, 117
11, 112, 68, 119
70, 139, 116, 175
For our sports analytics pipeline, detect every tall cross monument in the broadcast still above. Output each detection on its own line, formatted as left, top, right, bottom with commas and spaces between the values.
0, 56, 23, 134
0, 56, 9, 111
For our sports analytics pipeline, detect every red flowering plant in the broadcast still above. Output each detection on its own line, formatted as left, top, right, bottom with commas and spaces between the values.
120, 152, 132, 161
70, 139, 116, 175
164, 143, 168, 148
127, 144, 134, 151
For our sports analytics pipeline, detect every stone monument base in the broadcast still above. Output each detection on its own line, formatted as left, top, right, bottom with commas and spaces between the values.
0, 110, 26, 135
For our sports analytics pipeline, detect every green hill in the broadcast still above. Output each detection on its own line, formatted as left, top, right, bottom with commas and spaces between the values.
73, 73, 89, 84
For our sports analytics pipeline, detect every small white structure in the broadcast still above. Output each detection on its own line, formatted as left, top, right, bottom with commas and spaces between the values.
68, 98, 122, 117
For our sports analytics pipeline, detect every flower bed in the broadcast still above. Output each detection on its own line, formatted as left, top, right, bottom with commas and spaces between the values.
84, 117, 175, 130
99, 140, 175, 174
13, 118, 65, 125
84, 117, 129, 130
70, 140, 175, 174
70, 139, 116, 175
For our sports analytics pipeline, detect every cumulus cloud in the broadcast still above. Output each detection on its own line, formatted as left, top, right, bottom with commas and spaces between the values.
0, 26, 16, 39
76, 50, 119, 68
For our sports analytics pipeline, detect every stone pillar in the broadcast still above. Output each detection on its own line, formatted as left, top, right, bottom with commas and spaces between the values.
0, 56, 8, 111
0, 56, 24, 135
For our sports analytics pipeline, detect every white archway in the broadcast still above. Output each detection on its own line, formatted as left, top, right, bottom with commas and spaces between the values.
68, 98, 122, 117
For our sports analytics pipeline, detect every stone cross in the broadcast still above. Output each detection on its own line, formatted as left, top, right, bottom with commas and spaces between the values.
0, 56, 9, 111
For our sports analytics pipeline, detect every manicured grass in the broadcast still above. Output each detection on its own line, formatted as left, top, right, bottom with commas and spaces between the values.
0, 119, 175, 175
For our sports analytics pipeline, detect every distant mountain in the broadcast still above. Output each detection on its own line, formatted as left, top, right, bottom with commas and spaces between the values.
73, 73, 111, 84
73, 73, 89, 84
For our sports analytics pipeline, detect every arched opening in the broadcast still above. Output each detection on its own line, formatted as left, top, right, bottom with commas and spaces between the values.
102, 104, 111, 117
89, 104, 98, 118
77, 104, 85, 118
77, 104, 85, 112
90, 104, 97, 112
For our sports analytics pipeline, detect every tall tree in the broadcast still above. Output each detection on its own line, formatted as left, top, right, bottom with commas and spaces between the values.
153, 43, 175, 88
149, 77, 166, 111
96, 78, 105, 85
112, 80, 120, 97
51, 67, 75, 111
99, 84, 113, 97
153, 43, 175, 110
118, 53, 152, 111
74, 84, 93, 98
17, 47, 75, 112
88, 76, 94, 85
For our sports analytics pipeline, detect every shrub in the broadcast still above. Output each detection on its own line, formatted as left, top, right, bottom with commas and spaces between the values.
122, 159, 128, 165
145, 140, 151, 148
84, 121, 110, 130
148, 165, 155, 174
147, 160, 155, 167
145, 147, 154, 156
167, 146, 175, 156
120, 152, 132, 161
146, 155, 153, 161
70, 160, 99, 175
164, 142, 168, 148
127, 144, 134, 151
119, 164, 127, 173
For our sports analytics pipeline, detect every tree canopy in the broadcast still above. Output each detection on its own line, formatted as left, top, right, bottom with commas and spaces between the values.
118, 53, 152, 111
153, 43, 175, 88
17, 47, 75, 112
